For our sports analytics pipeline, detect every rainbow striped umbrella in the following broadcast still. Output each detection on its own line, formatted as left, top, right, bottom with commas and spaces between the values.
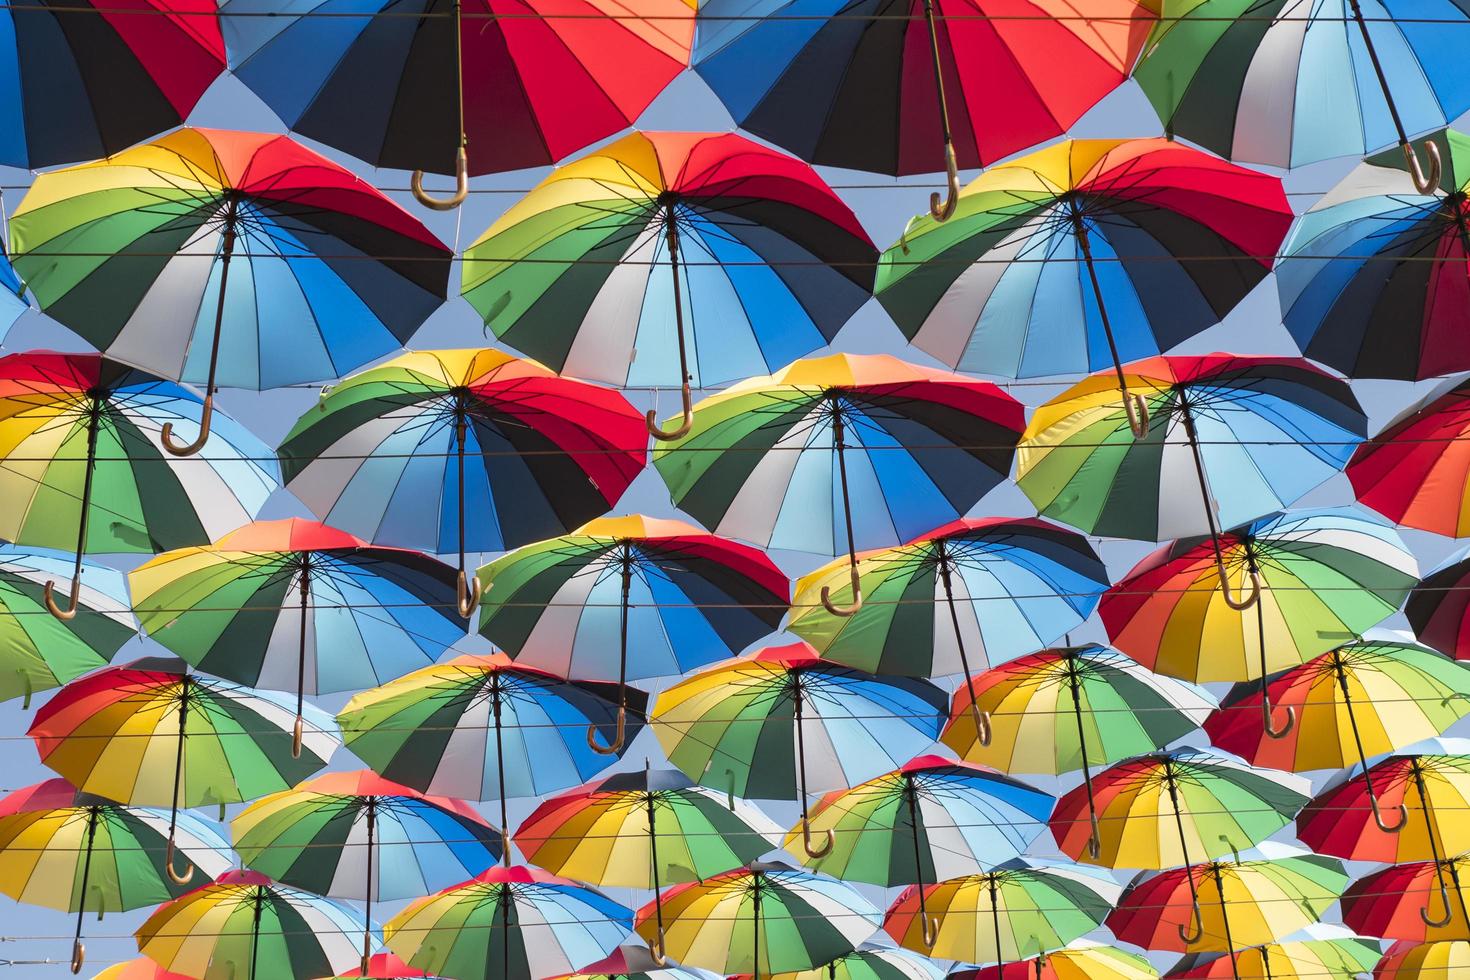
743, 945, 944, 980
1349, 377, 1470, 538
1374, 941, 1470, 979
551, 946, 713, 979
950, 942, 1158, 980
1342, 856, 1470, 943
1167, 930, 1383, 979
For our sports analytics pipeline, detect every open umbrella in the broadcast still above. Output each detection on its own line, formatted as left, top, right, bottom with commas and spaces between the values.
130, 519, 463, 755
693, 0, 1152, 215
222, 0, 693, 208
384, 865, 633, 980
878, 138, 1290, 425
1342, 856, 1470, 942
1278, 129, 1470, 380
517, 765, 783, 965
1408, 547, 1470, 661
136, 869, 369, 980
1374, 940, 1470, 978
29, 657, 339, 888
654, 353, 1022, 617
476, 515, 788, 754
1049, 749, 1309, 871
950, 942, 1158, 980
0, 779, 231, 974
1167, 931, 1383, 979
636, 861, 880, 978
9, 128, 452, 452
884, 862, 1120, 970
278, 348, 646, 616
1350, 375, 1470, 539
0, 350, 277, 619
0, 0, 223, 169
650, 641, 947, 857
553, 946, 712, 979
1133, 0, 1468, 187
234, 771, 503, 975
462, 130, 877, 419
754, 945, 945, 980
1204, 641, 1470, 773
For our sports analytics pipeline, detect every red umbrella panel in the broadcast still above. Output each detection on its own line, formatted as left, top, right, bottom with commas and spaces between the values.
1348, 377, 1470, 537
1342, 856, 1470, 943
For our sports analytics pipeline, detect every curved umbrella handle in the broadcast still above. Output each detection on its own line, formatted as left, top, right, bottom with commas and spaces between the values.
648, 927, 669, 966
1422, 876, 1455, 927
1122, 390, 1150, 439
292, 715, 304, 760
457, 570, 482, 619
646, 384, 694, 442
1371, 796, 1409, 834
412, 147, 469, 211
44, 576, 81, 622
164, 837, 195, 886
802, 819, 835, 859
587, 705, 626, 756
1176, 901, 1204, 945
1404, 139, 1443, 196
929, 142, 959, 223
1086, 813, 1102, 861
920, 912, 940, 949
970, 704, 992, 747
1263, 698, 1296, 740
821, 564, 863, 617
1218, 560, 1260, 611
71, 939, 83, 975
161, 394, 214, 458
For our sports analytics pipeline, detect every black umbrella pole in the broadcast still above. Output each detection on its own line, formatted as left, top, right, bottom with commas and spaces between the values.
1416, 765, 1458, 927
248, 889, 264, 980
821, 407, 862, 617
1070, 209, 1147, 438
1337, 662, 1404, 832
1179, 401, 1259, 611
647, 206, 693, 441
1255, 581, 1293, 739
493, 679, 512, 867
794, 685, 833, 858
920, 0, 958, 221
989, 878, 1004, 977
70, 809, 99, 974
455, 411, 481, 619
362, 801, 376, 974
293, 569, 309, 759
1210, 864, 1241, 980
1065, 658, 1101, 860
751, 877, 762, 980
906, 778, 938, 948
166, 678, 194, 885
1165, 764, 1204, 944
1346, 0, 1441, 193
162, 199, 238, 456
936, 543, 988, 745
410, 0, 468, 210
46, 402, 100, 621
590, 555, 632, 754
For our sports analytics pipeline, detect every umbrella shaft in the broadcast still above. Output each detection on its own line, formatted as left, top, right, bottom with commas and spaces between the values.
363, 802, 376, 966
200, 202, 240, 399
73, 811, 99, 947
646, 796, 664, 937
617, 552, 632, 695
830, 404, 859, 574
296, 569, 310, 721
1163, 764, 1198, 902
1345, 0, 1410, 145
920, 0, 952, 147
905, 779, 931, 924
936, 544, 979, 706
248, 891, 263, 980
456, 404, 469, 574
1210, 865, 1240, 980
1068, 210, 1129, 392
169, 678, 189, 840
493, 679, 510, 865
1178, 402, 1230, 564
990, 881, 1003, 975
664, 207, 690, 387
70, 403, 101, 581
1066, 662, 1098, 826
794, 682, 813, 824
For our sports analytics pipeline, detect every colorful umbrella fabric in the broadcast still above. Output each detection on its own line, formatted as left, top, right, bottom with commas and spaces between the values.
1167, 934, 1384, 979
0, 0, 224, 169
0, 257, 23, 331
1349, 376, 1470, 537
462, 131, 877, 392
635, 861, 880, 975
1277, 130, 1470, 380
0, 778, 232, 974
1373, 940, 1470, 978
756, 945, 945, 980
877, 138, 1291, 382
92, 959, 193, 980
1100, 508, 1419, 683
950, 943, 1158, 980
136, 869, 370, 980
787, 518, 1107, 678
1017, 355, 1367, 542
1049, 749, 1309, 870
653, 353, 1023, 558
884, 862, 1120, 966
9, 129, 452, 403
1408, 547, 1470, 661
384, 865, 633, 980
1341, 856, 1470, 942
552, 946, 709, 979
1204, 641, 1470, 772
324, 951, 440, 978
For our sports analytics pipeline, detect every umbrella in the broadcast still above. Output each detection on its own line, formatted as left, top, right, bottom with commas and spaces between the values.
0, 778, 231, 974
136, 869, 369, 980
653, 353, 1023, 617
1167, 932, 1384, 979
790, 755, 1052, 948
1106, 847, 1348, 963
693, 0, 1153, 215
884, 862, 1120, 969
462, 130, 877, 416
0, 0, 223, 169
950, 942, 1158, 980
517, 765, 783, 964
0, 350, 277, 619
233, 771, 503, 975
384, 865, 633, 979
1204, 641, 1470, 773
943, 645, 1213, 849
1374, 940, 1470, 978
222, 0, 693, 210
553, 946, 713, 979
0, 546, 134, 705
1350, 376, 1470, 538
877, 138, 1291, 425
278, 348, 646, 615
1049, 749, 1309, 871
1278, 130, 1470, 380
130, 518, 463, 755
650, 641, 947, 857
476, 515, 788, 754
1408, 546, 1470, 661
787, 519, 1108, 707
750, 945, 945, 980
29, 656, 339, 887
636, 861, 880, 977
1342, 856, 1470, 941
1133, 0, 1468, 187
9, 128, 452, 452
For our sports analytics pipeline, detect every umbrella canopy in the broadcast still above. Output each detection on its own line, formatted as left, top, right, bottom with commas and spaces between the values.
1100, 508, 1419, 683
0, 257, 23, 331
878, 138, 1291, 385
462, 130, 877, 395
1374, 940, 1470, 979
384, 865, 633, 980
950, 943, 1158, 980
1167, 934, 1384, 979
136, 869, 370, 980
1278, 130, 1470, 380
0, 0, 223, 169
321, 951, 441, 978
9, 129, 451, 407
0, 546, 134, 704
884, 862, 1120, 965
1204, 642, 1470, 772
1133, 0, 1470, 176
93, 960, 193, 980
1049, 749, 1309, 870
0, 778, 232, 974
636, 862, 880, 976
787, 517, 1107, 679
552, 946, 712, 979
1017, 355, 1367, 542
752, 945, 945, 980
1408, 546, 1470, 661
1349, 377, 1470, 538
1341, 856, 1470, 942
652, 353, 1023, 557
